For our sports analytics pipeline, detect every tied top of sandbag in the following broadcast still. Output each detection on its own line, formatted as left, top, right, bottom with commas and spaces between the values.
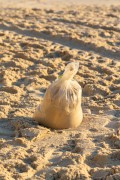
61, 62, 79, 81
42, 62, 82, 111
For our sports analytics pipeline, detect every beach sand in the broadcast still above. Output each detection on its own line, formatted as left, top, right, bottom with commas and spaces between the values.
0, 0, 120, 179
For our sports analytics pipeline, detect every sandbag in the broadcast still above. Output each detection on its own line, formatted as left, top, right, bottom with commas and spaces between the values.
33, 62, 83, 129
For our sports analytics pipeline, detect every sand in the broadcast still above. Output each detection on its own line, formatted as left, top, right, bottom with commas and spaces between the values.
0, 0, 120, 179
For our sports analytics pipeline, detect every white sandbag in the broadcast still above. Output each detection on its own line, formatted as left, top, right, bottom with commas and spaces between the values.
33, 62, 83, 129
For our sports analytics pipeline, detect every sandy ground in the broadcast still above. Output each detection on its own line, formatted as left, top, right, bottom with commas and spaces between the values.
1, 0, 120, 9
0, 0, 120, 179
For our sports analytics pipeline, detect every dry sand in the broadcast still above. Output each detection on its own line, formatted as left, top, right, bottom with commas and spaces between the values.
0, 0, 120, 179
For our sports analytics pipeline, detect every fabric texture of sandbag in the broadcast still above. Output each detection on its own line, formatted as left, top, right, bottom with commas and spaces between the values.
33, 62, 83, 129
